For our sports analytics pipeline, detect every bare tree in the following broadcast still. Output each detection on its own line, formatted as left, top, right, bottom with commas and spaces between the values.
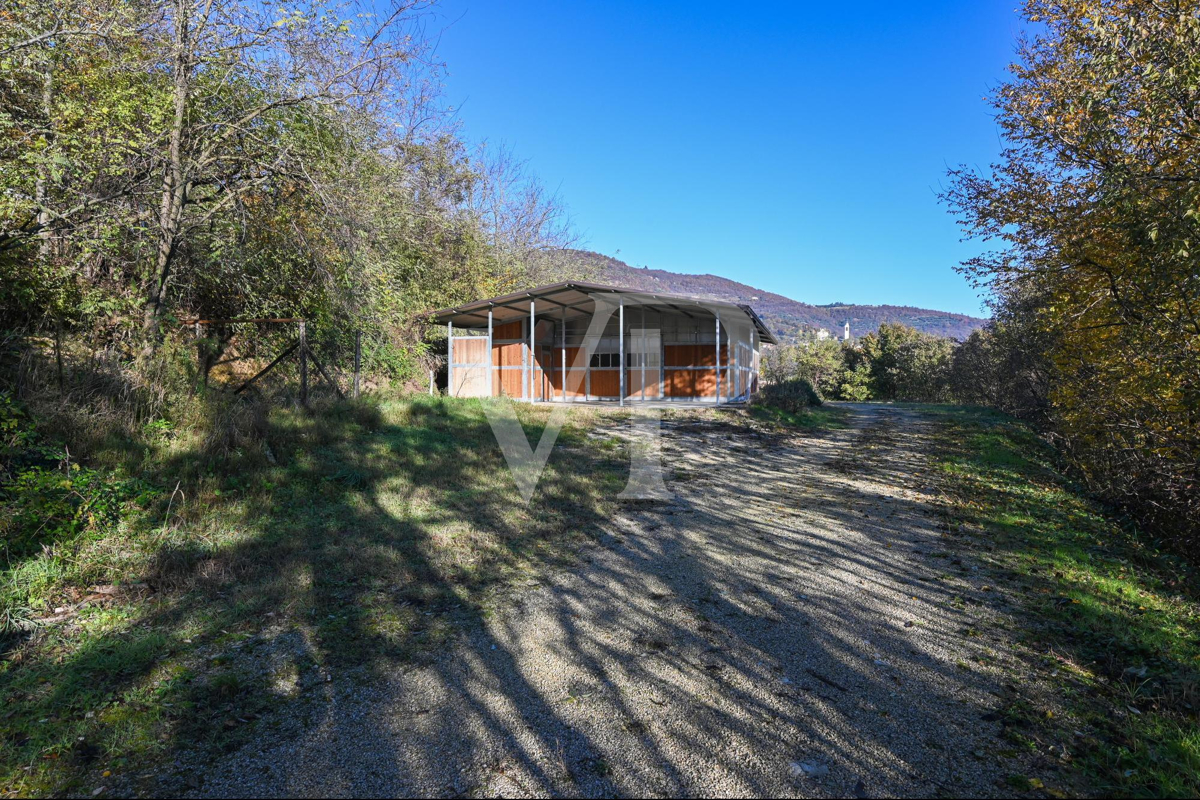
468, 142, 576, 285
141, 0, 433, 342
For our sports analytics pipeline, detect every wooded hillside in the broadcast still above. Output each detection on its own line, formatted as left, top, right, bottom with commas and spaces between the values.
555, 249, 988, 341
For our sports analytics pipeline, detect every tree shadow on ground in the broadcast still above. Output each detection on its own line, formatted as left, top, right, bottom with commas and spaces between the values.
4, 400, 1123, 798
2, 394, 621, 794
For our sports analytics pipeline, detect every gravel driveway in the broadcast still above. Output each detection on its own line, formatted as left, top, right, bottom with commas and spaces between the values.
155, 404, 1052, 798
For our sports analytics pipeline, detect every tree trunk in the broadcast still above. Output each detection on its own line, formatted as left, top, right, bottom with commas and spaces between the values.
143, 0, 191, 343
35, 61, 53, 260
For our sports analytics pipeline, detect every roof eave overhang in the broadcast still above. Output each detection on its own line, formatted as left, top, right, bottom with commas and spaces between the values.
426, 281, 778, 345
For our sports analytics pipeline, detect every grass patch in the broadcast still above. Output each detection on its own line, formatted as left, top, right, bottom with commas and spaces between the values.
928, 406, 1200, 798
1, 393, 625, 796
747, 403, 849, 431
748, 377, 849, 432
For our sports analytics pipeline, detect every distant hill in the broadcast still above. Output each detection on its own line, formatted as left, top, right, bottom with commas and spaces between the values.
551, 249, 988, 342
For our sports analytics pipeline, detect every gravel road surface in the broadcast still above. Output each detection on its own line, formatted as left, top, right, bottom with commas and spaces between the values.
136, 404, 1054, 798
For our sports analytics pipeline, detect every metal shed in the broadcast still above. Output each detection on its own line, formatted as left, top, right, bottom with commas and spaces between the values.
427, 282, 777, 405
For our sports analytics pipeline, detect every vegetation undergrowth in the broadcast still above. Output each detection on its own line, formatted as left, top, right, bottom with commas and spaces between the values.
929, 407, 1200, 798
0, 390, 624, 797
746, 402, 849, 432
749, 375, 849, 431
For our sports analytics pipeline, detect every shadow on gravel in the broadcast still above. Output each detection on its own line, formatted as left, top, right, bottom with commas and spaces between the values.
392, 404, 1025, 797
5, 402, 1037, 797
3, 397, 621, 795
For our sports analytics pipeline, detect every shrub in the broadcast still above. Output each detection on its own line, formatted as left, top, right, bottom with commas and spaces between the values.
1, 391, 159, 576
757, 377, 822, 413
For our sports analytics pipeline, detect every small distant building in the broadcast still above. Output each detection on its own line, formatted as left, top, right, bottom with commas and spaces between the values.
843, 321, 851, 341
815, 328, 831, 341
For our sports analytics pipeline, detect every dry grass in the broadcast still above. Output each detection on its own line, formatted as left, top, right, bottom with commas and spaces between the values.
1, 372, 628, 796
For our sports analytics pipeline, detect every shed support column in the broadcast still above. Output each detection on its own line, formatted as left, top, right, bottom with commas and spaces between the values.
529, 299, 536, 402
715, 313, 721, 406
740, 339, 745, 399
560, 305, 567, 402
619, 299, 625, 407
446, 320, 452, 398
729, 338, 739, 400
750, 327, 757, 394
640, 305, 646, 401
733, 338, 739, 400
487, 309, 494, 397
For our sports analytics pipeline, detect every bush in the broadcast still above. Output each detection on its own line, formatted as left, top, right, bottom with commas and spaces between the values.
756, 377, 822, 413
1, 391, 159, 601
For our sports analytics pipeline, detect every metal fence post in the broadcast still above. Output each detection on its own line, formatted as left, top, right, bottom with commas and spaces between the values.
299, 319, 308, 406
353, 330, 361, 399
488, 307, 494, 397
529, 299, 536, 402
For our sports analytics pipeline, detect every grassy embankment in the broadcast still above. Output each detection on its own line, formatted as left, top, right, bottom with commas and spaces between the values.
0, 393, 627, 796
747, 402, 849, 431
928, 406, 1200, 798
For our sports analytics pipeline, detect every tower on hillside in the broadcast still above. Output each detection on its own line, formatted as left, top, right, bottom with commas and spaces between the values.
843, 321, 850, 341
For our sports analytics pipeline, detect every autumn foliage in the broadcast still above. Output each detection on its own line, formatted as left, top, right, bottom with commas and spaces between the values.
945, 0, 1200, 552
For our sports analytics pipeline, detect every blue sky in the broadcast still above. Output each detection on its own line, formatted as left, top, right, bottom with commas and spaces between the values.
428, 0, 1023, 317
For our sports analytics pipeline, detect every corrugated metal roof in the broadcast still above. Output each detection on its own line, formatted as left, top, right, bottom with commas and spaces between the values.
426, 281, 779, 344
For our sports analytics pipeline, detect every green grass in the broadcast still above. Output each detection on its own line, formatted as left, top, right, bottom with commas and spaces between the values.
1, 394, 626, 796
747, 402, 849, 431
927, 406, 1200, 798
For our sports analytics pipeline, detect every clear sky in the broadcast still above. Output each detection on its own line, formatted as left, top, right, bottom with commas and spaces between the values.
428, 0, 1023, 317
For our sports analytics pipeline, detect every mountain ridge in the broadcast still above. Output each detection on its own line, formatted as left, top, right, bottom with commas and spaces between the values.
553, 249, 988, 342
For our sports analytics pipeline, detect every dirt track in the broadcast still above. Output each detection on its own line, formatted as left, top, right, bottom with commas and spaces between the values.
156, 404, 1053, 798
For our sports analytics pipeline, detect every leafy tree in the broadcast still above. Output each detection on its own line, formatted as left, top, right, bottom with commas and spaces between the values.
836, 361, 873, 401
853, 322, 953, 402
1, 0, 574, 385
762, 337, 852, 399
944, 0, 1200, 549
1, 1, 160, 330
763, 323, 956, 403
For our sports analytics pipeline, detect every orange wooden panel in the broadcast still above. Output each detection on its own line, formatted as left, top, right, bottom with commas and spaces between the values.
694, 368, 717, 396
496, 369, 524, 398
493, 320, 523, 340
553, 369, 588, 397
533, 347, 553, 400
552, 347, 588, 370
666, 344, 729, 367
664, 345, 695, 367
493, 342, 524, 367
664, 369, 695, 397
589, 370, 620, 397
627, 370, 662, 398
453, 337, 487, 365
